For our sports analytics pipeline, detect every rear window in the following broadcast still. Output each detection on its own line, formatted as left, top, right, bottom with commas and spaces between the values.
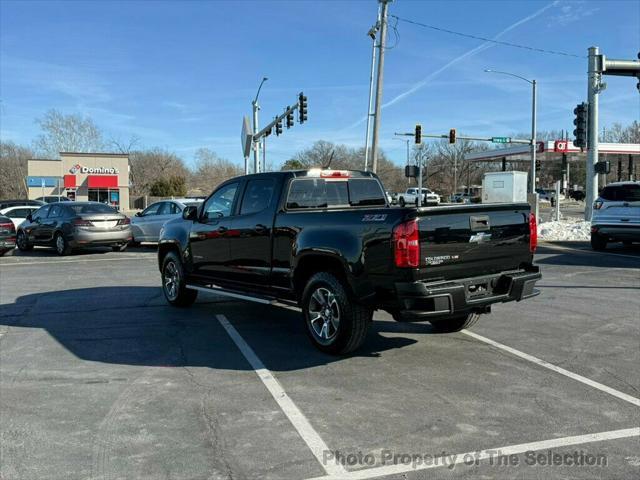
600, 184, 640, 202
67, 203, 117, 214
286, 178, 385, 209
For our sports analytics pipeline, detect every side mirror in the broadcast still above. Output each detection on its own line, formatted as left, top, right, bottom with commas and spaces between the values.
135, 211, 142, 217
183, 205, 198, 221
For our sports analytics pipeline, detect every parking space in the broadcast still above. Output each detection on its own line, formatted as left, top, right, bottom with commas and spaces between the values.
1, 246, 639, 479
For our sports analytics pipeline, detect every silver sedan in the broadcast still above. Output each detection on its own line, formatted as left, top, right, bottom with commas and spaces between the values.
131, 200, 202, 244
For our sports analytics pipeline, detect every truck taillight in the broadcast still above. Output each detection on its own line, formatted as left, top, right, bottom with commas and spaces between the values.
393, 219, 420, 268
529, 213, 537, 253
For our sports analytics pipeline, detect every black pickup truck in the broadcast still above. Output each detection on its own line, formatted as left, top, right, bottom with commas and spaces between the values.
158, 169, 540, 354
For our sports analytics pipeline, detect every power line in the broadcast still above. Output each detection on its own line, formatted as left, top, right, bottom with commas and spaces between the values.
390, 14, 585, 59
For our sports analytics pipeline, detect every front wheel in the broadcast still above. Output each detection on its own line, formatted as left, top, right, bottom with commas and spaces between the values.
301, 272, 372, 355
591, 232, 607, 251
429, 313, 479, 333
16, 231, 33, 251
398, 197, 406, 207
162, 251, 198, 307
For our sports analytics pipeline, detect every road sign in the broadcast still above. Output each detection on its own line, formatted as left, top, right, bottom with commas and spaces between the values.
241, 116, 252, 158
491, 137, 511, 144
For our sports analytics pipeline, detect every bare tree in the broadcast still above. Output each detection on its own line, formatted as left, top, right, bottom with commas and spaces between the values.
129, 148, 189, 196
33, 109, 104, 158
0, 141, 32, 198
108, 135, 140, 154
189, 148, 242, 194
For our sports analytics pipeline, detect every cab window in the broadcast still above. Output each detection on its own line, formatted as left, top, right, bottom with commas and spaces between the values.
203, 183, 238, 220
240, 178, 276, 215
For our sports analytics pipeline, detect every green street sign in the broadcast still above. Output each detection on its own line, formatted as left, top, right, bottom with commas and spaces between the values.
492, 137, 511, 143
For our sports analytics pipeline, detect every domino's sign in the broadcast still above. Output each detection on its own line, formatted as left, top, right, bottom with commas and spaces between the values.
69, 164, 119, 174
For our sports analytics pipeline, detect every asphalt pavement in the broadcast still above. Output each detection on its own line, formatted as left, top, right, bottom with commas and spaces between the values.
0, 244, 638, 479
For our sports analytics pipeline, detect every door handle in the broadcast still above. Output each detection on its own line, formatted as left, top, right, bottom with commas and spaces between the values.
255, 224, 267, 232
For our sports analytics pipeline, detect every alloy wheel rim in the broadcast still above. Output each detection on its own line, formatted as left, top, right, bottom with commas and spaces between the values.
56, 235, 65, 253
18, 232, 26, 248
164, 261, 179, 299
308, 287, 340, 341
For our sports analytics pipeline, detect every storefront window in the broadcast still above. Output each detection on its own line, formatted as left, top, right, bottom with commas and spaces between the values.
88, 189, 120, 209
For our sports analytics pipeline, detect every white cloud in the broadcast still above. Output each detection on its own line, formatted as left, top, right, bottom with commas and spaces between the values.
548, 1, 599, 27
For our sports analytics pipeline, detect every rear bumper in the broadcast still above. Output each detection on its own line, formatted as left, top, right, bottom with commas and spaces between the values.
68, 227, 132, 247
592, 224, 640, 241
393, 266, 541, 321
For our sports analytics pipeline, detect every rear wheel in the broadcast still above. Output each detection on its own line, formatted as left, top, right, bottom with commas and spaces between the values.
162, 251, 198, 307
398, 197, 406, 207
429, 313, 479, 333
590, 232, 607, 251
301, 272, 372, 355
16, 231, 33, 251
54, 232, 72, 256
112, 244, 128, 252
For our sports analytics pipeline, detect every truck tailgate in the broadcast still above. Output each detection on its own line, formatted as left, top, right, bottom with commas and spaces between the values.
416, 203, 532, 281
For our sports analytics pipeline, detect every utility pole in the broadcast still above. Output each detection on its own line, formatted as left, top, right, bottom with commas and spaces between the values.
370, 0, 391, 174
531, 79, 537, 193
585, 46, 600, 220
364, 6, 381, 171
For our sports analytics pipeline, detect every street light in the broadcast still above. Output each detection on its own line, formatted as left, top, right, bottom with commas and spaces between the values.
252, 77, 268, 173
484, 69, 537, 194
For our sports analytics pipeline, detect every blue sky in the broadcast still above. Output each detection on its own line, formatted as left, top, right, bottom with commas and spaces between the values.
1, 0, 638, 168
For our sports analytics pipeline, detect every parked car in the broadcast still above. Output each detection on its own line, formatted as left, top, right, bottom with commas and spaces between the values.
131, 199, 203, 244
0, 205, 41, 228
35, 196, 72, 204
397, 188, 440, 207
568, 189, 586, 201
591, 181, 640, 250
158, 169, 540, 355
17, 202, 132, 256
0, 215, 16, 256
452, 192, 472, 204
0, 199, 45, 210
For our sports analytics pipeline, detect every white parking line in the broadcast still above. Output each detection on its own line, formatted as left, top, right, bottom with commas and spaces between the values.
0, 256, 155, 267
216, 314, 347, 477
305, 427, 640, 480
462, 330, 640, 407
540, 242, 640, 261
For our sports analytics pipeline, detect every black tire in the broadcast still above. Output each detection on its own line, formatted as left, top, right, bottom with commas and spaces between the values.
301, 272, 372, 355
429, 313, 479, 333
16, 230, 33, 251
162, 251, 198, 307
399, 197, 406, 207
590, 232, 607, 251
54, 232, 72, 256
129, 238, 141, 248
112, 244, 128, 252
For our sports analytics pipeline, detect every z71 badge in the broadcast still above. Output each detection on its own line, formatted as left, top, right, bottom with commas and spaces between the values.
362, 214, 387, 222
424, 254, 460, 265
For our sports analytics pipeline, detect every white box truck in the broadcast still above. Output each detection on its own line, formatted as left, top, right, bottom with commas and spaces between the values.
482, 171, 528, 203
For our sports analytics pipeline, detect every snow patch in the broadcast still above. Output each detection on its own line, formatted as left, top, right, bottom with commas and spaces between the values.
538, 217, 591, 241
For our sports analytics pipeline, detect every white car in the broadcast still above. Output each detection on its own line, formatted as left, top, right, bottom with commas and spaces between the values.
131, 199, 202, 244
0, 205, 40, 229
591, 181, 640, 250
397, 188, 440, 207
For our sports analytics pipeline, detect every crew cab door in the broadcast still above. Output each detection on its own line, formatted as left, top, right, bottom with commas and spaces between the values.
189, 181, 239, 281
226, 176, 278, 288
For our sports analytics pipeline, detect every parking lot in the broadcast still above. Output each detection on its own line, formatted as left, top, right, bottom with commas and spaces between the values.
1, 243, 639, 480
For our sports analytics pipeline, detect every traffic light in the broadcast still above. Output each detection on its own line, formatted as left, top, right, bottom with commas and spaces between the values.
286, 110, 294, 129
414, 124, 422, 144
275, 118, 283, 136
298, 92, 308, 123
573, 102, 588, 149
536, 160, 541, 171
449, 128, 456, 144
595, 161, 610, 174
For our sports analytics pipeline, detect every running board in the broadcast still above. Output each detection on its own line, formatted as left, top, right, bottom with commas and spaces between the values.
186, 283, 298, 309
